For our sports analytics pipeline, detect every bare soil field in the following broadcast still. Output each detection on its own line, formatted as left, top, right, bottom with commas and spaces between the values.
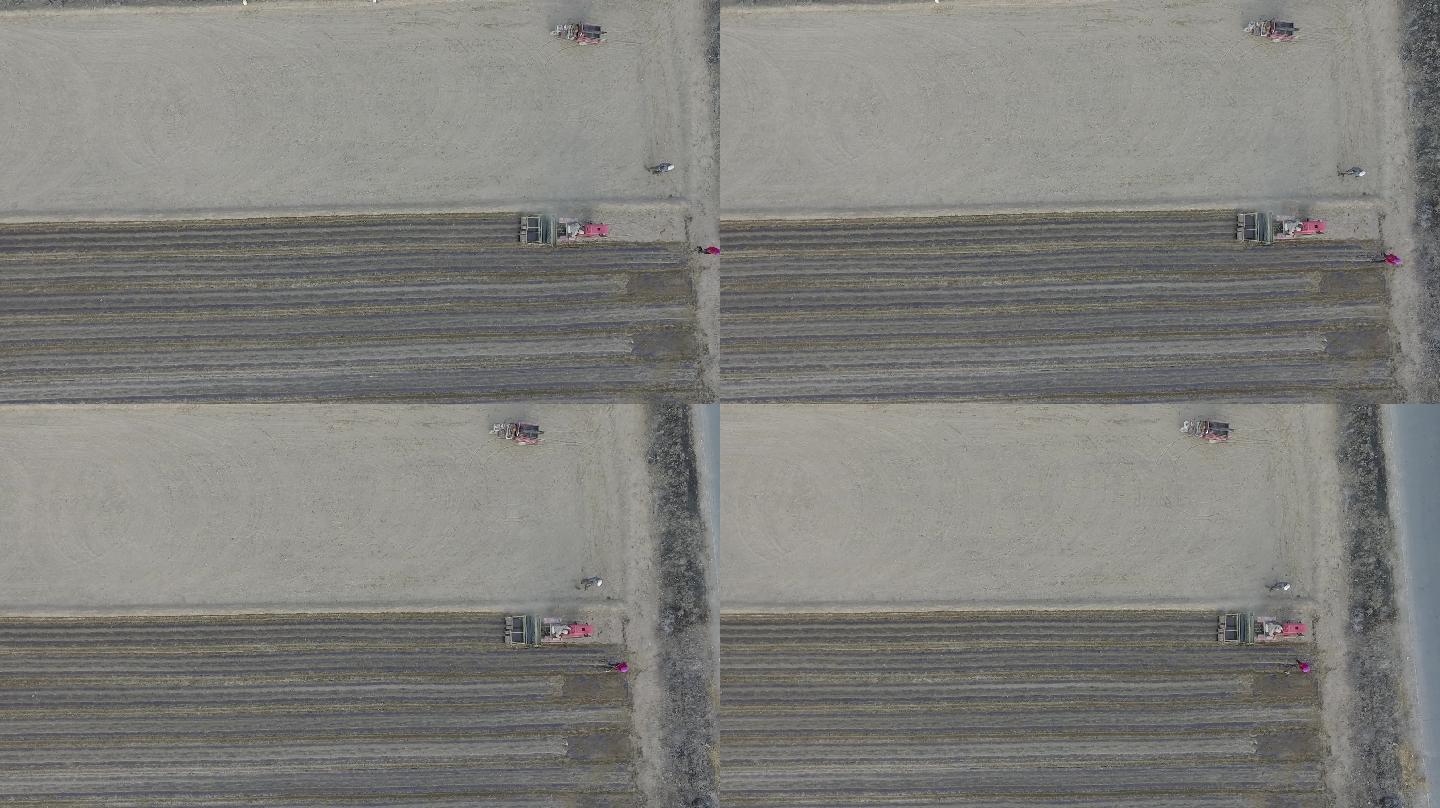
720, 611, 1324, 806
720, 403, 1339, 610
0, 404, 651, 612
0, 0, 687, 218
720, 0, 1385, 215
720, 211, 1394, 400
0, 215, 705, 401
0, 612, 639, 805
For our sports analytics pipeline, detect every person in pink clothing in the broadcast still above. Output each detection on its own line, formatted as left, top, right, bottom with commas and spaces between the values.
697, 246, 720, 255
1296, 659, 1312, 674
1383, 252, 1403, 266
608, 661, 629, 673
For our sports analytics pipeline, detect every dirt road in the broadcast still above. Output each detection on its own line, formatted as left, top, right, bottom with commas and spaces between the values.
721, 611, 1324, 806
0, 612, 638, 804
0, 215, 704, 401
720, 212, 1393, 400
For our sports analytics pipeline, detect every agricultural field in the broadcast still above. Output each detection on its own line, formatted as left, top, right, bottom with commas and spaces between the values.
718, 0, 1425, 398
719, 212, 1393, 400
0, 0, 701, 217
720, 0, 1386, 214
720, 611, 1324, 806
720, 403, 1339, 610
0, 216, 703, 401
0, 404, 651, 611
0, 403, 720, 806
0, 0, 719, 399
0, 613, 640, 805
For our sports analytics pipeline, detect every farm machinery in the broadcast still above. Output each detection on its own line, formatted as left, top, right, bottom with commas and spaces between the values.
553, 23, 605, 44
1245, 19, 1298, 41
1218, 612, 1309, 644
519, 214, 610, 246
491, 422, 543, 445
1237, 212, 1326, 245
1182, 419, 1231, 443
505, 615, 595, 647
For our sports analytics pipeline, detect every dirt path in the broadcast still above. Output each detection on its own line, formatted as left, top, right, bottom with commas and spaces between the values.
630, 403, 718, 808
1324, 405, 1411, 806
1396, 0, 1440, 399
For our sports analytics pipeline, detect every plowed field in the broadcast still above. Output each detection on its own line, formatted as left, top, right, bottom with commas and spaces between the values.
0, 613, 638, 805
720, 212, 1393, 400
0, 215, 703, 401
721, 611, 1324, 806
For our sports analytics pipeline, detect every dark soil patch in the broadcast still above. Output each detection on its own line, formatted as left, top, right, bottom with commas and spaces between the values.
1400, 0, 1440, 398
1335, 404, 1409, 806
644, 401, 717, 808
567, 730, 633, 763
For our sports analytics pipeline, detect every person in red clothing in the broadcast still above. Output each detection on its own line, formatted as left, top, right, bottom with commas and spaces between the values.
1383, 252, 1403, 266
697, 245, 721, 255
1296, 659, 1312, 674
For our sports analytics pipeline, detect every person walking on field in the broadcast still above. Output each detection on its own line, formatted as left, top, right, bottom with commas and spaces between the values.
579, 576, 603, 590
1296, 659, 1312, 674
1339, 166, 1366, 178
607, 660, 629, 673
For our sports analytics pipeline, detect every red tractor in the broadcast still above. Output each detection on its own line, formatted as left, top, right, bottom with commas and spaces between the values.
1237, 212, 1326, 245
505, 615, 596, 646
1182, 419, 1231, 443
554, 23, 605, 45
520, 215, 610, 246
1245, 19, 1297, 41
1219, 612, 1309, 644
492, 422, 543, 445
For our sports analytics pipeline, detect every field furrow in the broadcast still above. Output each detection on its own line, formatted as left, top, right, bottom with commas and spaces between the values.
0, 215, 703, 401
719, 212, 1393, 399
720, 611, 1323, 805
0, 614, 638, 802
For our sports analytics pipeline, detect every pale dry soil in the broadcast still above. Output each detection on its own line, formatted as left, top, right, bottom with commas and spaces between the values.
720, 403, 1341, 609
0, 0, 696, 219
720, 0, 1388, 215
0, 404, 654, 613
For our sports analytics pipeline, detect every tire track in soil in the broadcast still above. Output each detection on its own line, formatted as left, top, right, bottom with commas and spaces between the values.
0, 613, 640, 804
719, 610, 1326, 806
719, 211, 1396, 401
0, 214, 705, 402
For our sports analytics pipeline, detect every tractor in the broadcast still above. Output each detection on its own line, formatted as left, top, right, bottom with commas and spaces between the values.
519, 214, 610, 246
1245, 19, 1297, 41
1182, 419, 1232, 443
492, 422, 543, 445
1237, 212, 1326, 245
1218, 612, 1309, 644
553, 23, 605, 45
505, 615, 596, 647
